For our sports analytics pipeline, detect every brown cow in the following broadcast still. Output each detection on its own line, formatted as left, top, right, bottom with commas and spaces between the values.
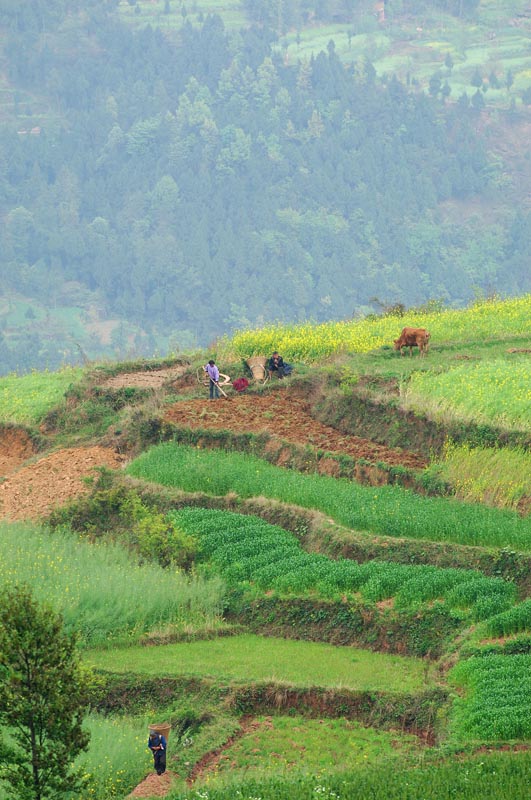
393, 327, 430, 357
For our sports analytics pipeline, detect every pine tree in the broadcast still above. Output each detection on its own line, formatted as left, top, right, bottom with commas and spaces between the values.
0, 586, 90, 800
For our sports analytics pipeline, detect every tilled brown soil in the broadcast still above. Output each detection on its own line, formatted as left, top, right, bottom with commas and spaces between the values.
127, 771, 178, 798
99, 366, 188, 390
164, 390, 427, 469
0, 445, 125, 521
0, 427, 36, 475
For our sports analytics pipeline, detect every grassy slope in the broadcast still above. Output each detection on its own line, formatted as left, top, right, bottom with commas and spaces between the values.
86, 634, 432, 692
4, 298, 531, 796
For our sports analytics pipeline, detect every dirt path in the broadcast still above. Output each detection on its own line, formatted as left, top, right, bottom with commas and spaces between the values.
127, 771, 178, 798
0, 445, 124, 520
164, 391, 427, 469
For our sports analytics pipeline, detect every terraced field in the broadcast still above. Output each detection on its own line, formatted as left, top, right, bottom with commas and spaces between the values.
3, 299, 531, 798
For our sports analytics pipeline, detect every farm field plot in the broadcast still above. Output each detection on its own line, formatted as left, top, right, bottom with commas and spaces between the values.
189, 715, 421, 782
402, 359, 531, 430
0, 445, 124, 520
164, 390, 427, 469
86, 635, 432, 692
127, 443, 531, 549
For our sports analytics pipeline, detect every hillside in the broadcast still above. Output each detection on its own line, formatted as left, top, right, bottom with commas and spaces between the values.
0, 0, 531, 374
2, 297, 531, 798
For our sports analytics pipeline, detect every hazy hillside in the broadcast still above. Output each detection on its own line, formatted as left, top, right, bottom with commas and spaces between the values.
0, 0, 530, 375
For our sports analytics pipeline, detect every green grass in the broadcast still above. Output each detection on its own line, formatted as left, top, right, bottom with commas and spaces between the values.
75, 714, 151, 799
198, 715, 420, 780
0, 521, 225, 647
436, 442, 531, 509
0, 714, 151, 800
169, 750, 531, 799
0, 366, 84, 424
226, 295, 531, 363
85, 635, 431, 692
449, 654, 531, 742
402, 359, 531, 430
127, 443, 531, 550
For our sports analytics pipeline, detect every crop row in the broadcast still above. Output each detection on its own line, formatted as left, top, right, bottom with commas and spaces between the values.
127, 443, 531, 551
485, 599, 531, 637
170, 508, 515, 616
450, 655, 531, 741
227, 295, 531, 362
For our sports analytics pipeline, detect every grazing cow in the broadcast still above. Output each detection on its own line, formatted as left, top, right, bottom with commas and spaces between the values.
393, 327, 430, 357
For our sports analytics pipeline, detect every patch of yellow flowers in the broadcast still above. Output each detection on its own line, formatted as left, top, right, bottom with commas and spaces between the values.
228, 295, 531, 362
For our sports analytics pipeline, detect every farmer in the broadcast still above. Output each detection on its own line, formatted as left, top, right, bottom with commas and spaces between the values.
148, 730, 167, 776
268, 351, 285, 379
204, 359, 220, 399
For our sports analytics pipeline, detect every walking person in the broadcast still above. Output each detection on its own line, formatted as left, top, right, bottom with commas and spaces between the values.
204, 359, 220, 399
148, 730, 167, 775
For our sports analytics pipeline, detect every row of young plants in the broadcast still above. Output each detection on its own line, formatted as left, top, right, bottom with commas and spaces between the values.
483, 598, 531, 638
126, 443, 531, 551
449, 654, 531, 741
168, 508, 515, 618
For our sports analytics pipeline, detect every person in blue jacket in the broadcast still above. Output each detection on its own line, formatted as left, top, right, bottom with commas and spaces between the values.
148, 731, 167, 775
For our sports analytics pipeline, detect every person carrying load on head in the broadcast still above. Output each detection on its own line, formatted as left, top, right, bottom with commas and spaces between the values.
148, 730, 167, 775
204, 359, 220, 399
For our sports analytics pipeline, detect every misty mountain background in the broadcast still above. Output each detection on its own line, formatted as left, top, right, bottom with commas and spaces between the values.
1, 0, 530, 374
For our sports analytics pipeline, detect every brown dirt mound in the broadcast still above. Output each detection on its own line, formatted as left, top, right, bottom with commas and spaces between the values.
127, 771, 178, 798
0, 427, 36, 475
100, 366, 187, 390
0, 446, 124, 521
164, 390, 427, 469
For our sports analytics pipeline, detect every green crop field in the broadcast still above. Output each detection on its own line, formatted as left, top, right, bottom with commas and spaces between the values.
0, 521, 225, 646
6, 294, 531, 798
0, 366, 84, 424
189, 715, 421, 778
402, 359, 531, 430
168, 508, 515, 619
86, 634, 431, 692
127, 443, 531, 549
227, 295, 531, 362
437, 442, 531, 508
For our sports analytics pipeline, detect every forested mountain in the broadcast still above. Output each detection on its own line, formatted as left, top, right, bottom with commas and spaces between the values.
0, 0, 530, 373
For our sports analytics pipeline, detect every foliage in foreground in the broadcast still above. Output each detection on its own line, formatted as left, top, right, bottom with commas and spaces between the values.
0, 586, 89, 800
127, 443, 531, 550
0, 521, 225, 647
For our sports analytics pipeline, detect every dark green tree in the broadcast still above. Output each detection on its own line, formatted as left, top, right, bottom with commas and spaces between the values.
0, 586, 90, 800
